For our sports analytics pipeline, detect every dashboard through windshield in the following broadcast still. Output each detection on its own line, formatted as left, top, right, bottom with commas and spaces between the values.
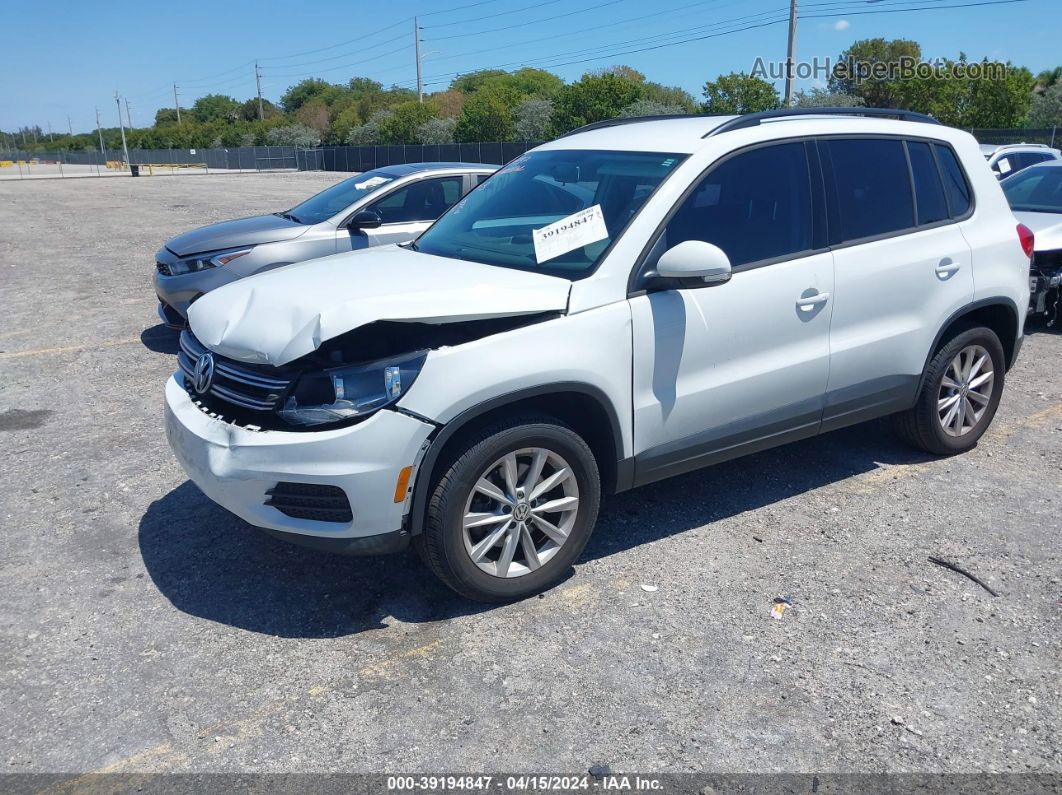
413, 150, 686, 278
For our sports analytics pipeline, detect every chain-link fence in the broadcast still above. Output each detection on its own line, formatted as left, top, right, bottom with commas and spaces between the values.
0, 142, 542, 179
3, 126, 1058, 179
968, 127, 1059, 147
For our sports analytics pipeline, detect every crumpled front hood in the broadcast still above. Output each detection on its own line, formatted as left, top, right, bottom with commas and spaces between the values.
165, 213, 307, 257
188, 245, 572, 366
1014, 211, 1062, 252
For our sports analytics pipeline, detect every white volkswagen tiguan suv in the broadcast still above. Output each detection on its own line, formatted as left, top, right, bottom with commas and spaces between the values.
165, 109, 1032, 601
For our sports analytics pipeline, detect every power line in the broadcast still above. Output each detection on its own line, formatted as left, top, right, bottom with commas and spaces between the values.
264, 43, 415, 80
425, 0, 565, 28
417, 0, 1027, 88
430, 0, 628, 41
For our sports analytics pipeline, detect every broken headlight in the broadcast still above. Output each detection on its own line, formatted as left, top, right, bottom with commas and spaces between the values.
277, 351, 427, 427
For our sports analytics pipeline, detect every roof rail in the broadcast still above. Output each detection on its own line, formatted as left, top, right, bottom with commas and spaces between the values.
703, 107, 941, 138
558, 113, 726, 138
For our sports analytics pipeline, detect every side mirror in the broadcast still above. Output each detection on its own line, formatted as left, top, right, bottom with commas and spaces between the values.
655, 240, 732, 285
348, 209, 382, 229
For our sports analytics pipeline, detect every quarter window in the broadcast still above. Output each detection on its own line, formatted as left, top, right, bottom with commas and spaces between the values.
934, 144, 972, 217
824, 138, 914, 240
662, 142, 813, 267
907, 141, 949, 225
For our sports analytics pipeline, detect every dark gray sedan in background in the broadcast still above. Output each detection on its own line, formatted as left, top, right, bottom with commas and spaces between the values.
154, 161, 496, 326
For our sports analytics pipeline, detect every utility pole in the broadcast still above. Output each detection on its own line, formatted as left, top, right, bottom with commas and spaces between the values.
115, 92, 130, 165
174, 82, 182, 124
67, 115, 73, 136
96, 107, 106, 156
124, 96, 133, 129
783, 0, 798, 106
255, 63, 264, 120
47, 121, 54, 142
414, 17, 423, 103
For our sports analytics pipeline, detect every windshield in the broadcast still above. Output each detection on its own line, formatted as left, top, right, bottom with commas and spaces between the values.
285, 168, 400, 224
1003, 166, 1062, 214
413, 149, 685, 278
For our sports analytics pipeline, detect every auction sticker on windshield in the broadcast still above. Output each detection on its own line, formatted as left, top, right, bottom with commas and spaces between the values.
532, 204, 608, 263
355, 176, 392, 190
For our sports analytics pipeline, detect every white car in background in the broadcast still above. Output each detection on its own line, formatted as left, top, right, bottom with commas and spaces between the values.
980, 142, 1061, 180
1002, 159, 1062, 323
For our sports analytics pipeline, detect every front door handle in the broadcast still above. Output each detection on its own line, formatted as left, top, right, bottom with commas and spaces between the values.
935, 258, 961, 278
796, 291, 830, 311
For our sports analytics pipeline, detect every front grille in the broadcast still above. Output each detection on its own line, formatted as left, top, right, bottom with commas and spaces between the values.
266, 482, 353, 523
156, 261, 173, 276
178, 330, 292, 412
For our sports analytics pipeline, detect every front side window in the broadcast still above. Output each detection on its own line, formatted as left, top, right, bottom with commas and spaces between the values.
824, 138, 914, 241
661, 142, 813, 267
907, 141, 949, 225
369, 176, 464, 223
413, 149, 686, 278
286, 168, 401, 224
1002, 166, 1062, 213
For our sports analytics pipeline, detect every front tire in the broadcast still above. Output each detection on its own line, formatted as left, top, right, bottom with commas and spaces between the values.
418, 415, 601, 602
894, 325, 1005, 455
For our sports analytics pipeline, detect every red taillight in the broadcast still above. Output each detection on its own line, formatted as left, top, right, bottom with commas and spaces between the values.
1017, 223, 1035, 259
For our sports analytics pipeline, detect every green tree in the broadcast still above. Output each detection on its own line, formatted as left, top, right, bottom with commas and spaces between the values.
416, 117, 458, 144
191, 94, 240, 123
450, 70, 511, 94
618, 99, 688, 117
377, 101, 438, 144
551, 73, 644, 133
514, 97, 554, 140
1034, 67, 1062, 95
266, 123, 321, 146
895, 57, 1034, 127
642, 82, 697, 112
280, 79, 332, 113
792, 87, 865, 108
1029, 83, 1062, 126
702, 72, 781, 113
829, 38, 922, 107
455, 90, 515, 141
154, 108, 180, 126
238, 97, 279, 121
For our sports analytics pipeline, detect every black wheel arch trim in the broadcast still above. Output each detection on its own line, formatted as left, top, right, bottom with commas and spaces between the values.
918, 296, 1022, 395
406, 382, 629, 536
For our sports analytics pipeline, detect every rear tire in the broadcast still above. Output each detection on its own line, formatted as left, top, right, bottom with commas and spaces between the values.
417, 415, 601, 602
894, 325, 1005, 455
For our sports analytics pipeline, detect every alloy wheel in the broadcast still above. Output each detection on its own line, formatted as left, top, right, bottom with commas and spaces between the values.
937, 344, 994, 437
461, 447, 579, 578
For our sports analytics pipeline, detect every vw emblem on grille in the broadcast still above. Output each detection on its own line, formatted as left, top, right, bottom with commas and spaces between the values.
192, 353, 215, 395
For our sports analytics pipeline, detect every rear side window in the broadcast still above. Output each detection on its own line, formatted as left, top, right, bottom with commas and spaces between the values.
662, 142, 812, 267
824, 139, 914, 241
907, 141, 949, 225
934, 144, 972, 216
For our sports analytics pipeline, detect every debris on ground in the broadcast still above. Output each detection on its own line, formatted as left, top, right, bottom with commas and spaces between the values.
640, 584, 658, 592
770, 596, 793, 620
928, 556, 999, 596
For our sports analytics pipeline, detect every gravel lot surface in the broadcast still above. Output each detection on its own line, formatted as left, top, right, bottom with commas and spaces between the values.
0, 173, 1059, 777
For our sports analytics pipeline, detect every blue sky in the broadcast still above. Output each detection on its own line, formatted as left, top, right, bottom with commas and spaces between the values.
3, 0, 1060, 134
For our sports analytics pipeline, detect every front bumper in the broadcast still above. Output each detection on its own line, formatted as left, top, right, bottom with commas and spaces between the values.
164, 375, 435, 551
154, 265, 242, 319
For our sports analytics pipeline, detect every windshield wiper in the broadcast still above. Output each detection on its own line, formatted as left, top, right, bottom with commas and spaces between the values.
274, 211, 302, 223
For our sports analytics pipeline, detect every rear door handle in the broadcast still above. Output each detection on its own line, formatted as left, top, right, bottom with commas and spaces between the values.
936, 258, 961, 278
796, 291, 830, 311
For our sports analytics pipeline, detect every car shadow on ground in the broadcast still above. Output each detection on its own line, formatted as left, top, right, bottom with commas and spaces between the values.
140, 421, 932, 638
140, 323, 181, 354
